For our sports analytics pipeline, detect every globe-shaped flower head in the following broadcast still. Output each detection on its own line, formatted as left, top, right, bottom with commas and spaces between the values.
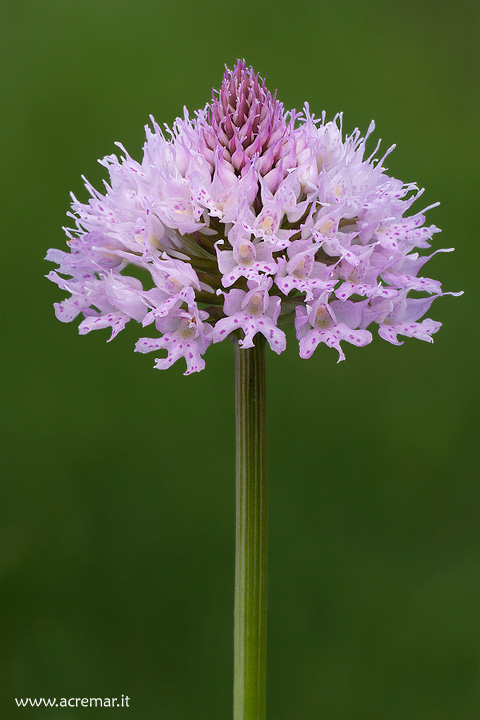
46, 60, 461, 374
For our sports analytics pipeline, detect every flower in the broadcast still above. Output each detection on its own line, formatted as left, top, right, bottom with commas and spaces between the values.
46, 60, 461, 373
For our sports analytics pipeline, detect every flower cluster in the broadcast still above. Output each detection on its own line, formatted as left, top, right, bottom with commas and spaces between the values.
46, 60, 461, 374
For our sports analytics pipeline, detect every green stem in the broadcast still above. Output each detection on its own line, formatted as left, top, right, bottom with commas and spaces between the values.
233, 336, 268, 720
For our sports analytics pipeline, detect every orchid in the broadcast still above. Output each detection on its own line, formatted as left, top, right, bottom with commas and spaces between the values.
46, 61, 461, 720
47, 60, 460, 375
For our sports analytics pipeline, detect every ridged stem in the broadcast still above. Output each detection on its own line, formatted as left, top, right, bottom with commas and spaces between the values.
233, 337, 268, 720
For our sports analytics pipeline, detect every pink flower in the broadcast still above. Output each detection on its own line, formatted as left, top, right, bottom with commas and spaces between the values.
213, 278, 286, 353
46, 60, 461, 373
295, 293, 372, 362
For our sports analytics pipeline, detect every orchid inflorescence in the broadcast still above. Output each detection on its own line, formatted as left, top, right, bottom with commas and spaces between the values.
46, 60, 461, 374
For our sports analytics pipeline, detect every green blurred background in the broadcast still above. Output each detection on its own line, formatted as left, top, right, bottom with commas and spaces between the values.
1, 1, 478, 718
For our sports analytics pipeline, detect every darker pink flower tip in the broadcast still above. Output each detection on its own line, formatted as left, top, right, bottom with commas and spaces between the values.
205, 59, 292, 176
